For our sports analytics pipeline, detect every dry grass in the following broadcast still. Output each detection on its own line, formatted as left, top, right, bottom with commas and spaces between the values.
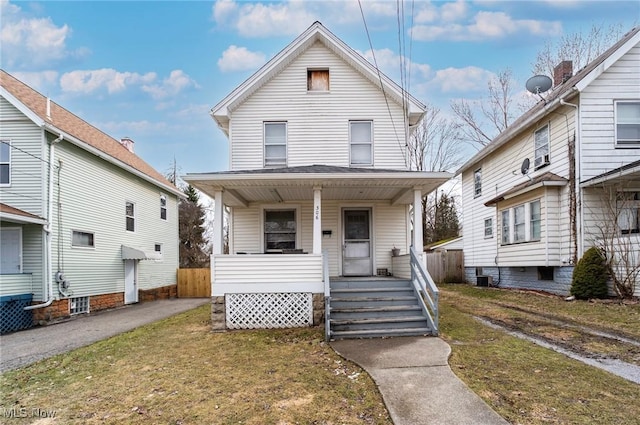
0, 306, 391, 425
439, 284, 640, 425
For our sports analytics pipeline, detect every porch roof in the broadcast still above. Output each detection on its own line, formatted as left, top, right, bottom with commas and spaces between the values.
0, 203, 46, 225
485, 172, 568, 206
580, 160, 640, 188
185, 165, 452, 207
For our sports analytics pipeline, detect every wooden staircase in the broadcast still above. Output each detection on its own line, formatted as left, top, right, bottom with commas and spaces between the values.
327, 278, 434, 340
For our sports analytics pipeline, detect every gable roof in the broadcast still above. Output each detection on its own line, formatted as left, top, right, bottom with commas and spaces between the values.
457, 26, 640, 176
0, 70, 183, 197
211, 21, 426, 135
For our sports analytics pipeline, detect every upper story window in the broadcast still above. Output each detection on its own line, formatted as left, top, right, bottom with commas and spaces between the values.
264, 122, 287, 167
474, 168, 482, 197
72, 230, 95, 248
617, 191, 640, 234
264, 209, 296, 252
534, 124, 550, 169
350, 121, 373, 166
615, 101, 640, 147
126, 201, 135, 232
484, 217, 493, 238
307, 69, 329, 91
160, 195, 167, 220
0, 140, 10, 186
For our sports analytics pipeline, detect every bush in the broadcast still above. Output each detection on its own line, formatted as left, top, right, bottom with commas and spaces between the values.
570, 247, 609, 299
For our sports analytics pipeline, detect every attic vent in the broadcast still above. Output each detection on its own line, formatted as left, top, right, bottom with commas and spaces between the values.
307, 69, 329, 91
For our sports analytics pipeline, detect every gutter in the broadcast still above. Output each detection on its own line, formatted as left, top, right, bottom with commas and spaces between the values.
25, 134, 63, 310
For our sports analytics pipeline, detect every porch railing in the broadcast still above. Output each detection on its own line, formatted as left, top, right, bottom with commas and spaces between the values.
409, 246, 439, 335
323, 249, 330, 341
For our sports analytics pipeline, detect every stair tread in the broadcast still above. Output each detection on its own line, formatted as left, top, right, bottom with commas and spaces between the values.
331, 287, 412, 293
331, 296, 417, 301
331, 316, 428, 325
331, 327, 432, 337
331, 305, 422, 312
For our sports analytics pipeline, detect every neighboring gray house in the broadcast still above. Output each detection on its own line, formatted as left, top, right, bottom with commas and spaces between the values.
0, 70, 183, 331
456, 27, 640, 296
186, 22, 450, 339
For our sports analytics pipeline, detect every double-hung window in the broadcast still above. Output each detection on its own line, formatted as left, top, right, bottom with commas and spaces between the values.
474, 169, 482, 197
534, 124, 550, 168
501, 210, 510, 244
484, 218, 493, 238
126, 201, 135, 232
349, 121, 373, 166
615, 101, 640, 147
0, 140, 10, 186
264, 122, 287, 167
264, 209, 296, 252
160, 195, 167, 220
514, 205, 526, 242
530, 200, 541, 240
617, 192, 640, 234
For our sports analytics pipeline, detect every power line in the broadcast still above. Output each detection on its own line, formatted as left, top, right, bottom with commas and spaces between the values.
357, 0, 406, 167
1, 140, 56, 167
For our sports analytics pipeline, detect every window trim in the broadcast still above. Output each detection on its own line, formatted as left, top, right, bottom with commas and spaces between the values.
534, 124, 550, 169
71, 230, 95, 249
474, 168, 482, 197
126, 201, 135, 232
264, 121, 287, 167
154, 243, 163, 259
0, 140, 11, 187
484, 217, 493, 239
614, 100, 640, 147
160, 194, 167, 220
349, 120, 373, 167
307, 68, 330, 92
501, 210, 510, 245
261, 205, 300, 253
513, 204, 526, 242
617, 191, 640, 234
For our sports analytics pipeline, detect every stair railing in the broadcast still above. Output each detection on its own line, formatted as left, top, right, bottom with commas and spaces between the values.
410, 246, 439, 335
323, 249, 331, 342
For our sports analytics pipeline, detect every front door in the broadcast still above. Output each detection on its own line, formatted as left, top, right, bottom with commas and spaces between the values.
343, 209, 372, 276
0, 228, 22, 274
124, 260, 138, 304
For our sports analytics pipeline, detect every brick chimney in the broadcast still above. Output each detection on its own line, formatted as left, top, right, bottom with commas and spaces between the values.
553, 61, 573, 87
120, 137, 135, 153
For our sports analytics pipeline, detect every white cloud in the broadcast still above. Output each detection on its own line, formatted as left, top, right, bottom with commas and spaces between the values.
10, 70, 59, 92
217, 45, 266, 72
235, 2, 315, 37
60, 69, 156, 95
441, 0, 469, 22
213, 0, 237, 23
98, 120, 169, 135
429, 66, 495, 93
141, 70, 198, 100
0, 0, 88, 68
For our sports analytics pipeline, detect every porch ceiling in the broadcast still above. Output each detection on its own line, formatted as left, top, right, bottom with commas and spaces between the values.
185, 166, 452, 207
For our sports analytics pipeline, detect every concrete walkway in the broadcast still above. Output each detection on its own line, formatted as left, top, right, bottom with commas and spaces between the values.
0, 298, 209, 372
331, 337, 509, 425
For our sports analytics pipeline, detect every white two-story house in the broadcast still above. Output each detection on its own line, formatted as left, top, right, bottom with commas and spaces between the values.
185, 22, 451, 338
457, 27, 640, 297
0, 70, 183, 332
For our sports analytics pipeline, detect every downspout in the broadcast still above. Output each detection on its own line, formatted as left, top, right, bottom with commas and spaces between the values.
25, 134, 63, 310
560, 98, 580, 264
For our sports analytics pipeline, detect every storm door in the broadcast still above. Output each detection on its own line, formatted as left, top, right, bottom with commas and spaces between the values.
342, 209, 372, 276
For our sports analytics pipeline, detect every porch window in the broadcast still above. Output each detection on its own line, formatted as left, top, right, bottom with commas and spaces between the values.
350, 121, 372, 166
0, 140, 10, 186
615, 101, 640, 146
160, 194, 167, 220
126, 201, 135, 232
530, 200, 541, 240
264, 122, 287, 167
264, 209, 296, 252
617, 192, 640, 234
474, 168, 482, 197
534, 124, 550, 169
514, 205, 525, 242
501, 210, 510, 244
307, 69, 329, 91
484, 217, 493, 238
72, 230, 95, 248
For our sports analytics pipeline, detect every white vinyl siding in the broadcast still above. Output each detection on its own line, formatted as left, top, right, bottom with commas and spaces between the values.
615, 101, 640, 146
229, 41, 408, 170
264, 122, 287, 167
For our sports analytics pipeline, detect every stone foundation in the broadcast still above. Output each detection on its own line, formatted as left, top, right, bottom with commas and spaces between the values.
312, 293, 325, 326
211, 296, 226, 332
139, 284, 178, 302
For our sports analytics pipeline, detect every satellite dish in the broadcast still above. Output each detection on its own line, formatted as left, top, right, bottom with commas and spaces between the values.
525, 75, 552, 95
521, 158, 530, 175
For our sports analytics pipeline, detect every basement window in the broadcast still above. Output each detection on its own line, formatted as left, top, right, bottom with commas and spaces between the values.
70, 296, 89, 315
307, 69, 329, 91
538, 267, 554, 281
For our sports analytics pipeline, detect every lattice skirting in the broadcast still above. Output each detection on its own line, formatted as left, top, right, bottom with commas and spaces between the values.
226, 293, 313, 329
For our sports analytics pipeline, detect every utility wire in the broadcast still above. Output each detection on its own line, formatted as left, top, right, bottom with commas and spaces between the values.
1, 140, 55, 167
357, 0, 406, 167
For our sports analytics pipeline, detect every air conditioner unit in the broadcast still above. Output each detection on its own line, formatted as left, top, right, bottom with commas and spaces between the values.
476, 275, 493, 287
535, 154, 550, 168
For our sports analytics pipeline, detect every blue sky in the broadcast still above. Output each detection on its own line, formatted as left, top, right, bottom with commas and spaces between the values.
2, 0, 638, 178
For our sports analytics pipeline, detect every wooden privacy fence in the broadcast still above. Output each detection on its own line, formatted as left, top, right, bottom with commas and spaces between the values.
425, 250, 464, 284
177, 268, 211, 298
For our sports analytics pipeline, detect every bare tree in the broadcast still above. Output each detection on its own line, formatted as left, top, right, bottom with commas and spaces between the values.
587, 184, 639, 299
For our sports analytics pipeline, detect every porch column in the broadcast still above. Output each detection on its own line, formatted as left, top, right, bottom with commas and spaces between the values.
413, 188, 423, 250
213, 190, 224, 255
313, 186, 322, 254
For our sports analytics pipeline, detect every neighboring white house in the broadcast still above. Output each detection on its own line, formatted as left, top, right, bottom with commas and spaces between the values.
0, 70, 183, 331
456, 27, 640, 296
185, 22, 451, 333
